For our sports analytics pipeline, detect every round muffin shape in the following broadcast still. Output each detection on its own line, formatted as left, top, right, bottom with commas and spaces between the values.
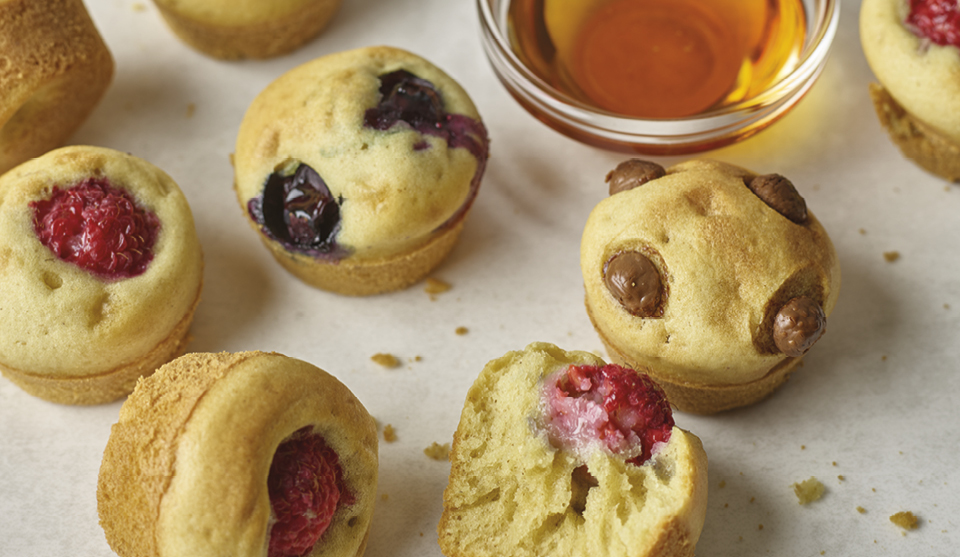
98, 351, 379, 557
0, 0, 114, 175
581, 159, 841, 414
0, 146, 203, 405
151, 0, 342, 59
861, 0, 960, 181
438, 342, 708, 557
234, 46, 489, 295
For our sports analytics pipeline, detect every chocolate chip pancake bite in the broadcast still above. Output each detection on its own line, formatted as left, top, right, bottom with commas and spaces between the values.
151, 0, 342, 59
98, 351, 378, 557
0, 0, 113, 175
234, 46, 489, 295
581, 159, 840, 414
861, 0, 960, 181
0, 146, 203, 405
438, 342, 708, 557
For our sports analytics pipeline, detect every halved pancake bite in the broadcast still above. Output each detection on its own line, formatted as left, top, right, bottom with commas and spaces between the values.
581, 159, 841, 414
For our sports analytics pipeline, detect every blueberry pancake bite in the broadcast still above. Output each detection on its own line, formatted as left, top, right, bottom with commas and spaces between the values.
0, 0, 113, 174
234, 46, 489, 295
861, 0, 960, 181
151, 0, 342, 59
0, 146, 203, 405
581, 159, 840, 414
438, 342, 708, 557
98, 351, 378, 557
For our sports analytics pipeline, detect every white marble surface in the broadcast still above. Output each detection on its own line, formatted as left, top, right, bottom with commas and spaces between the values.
1, 0, 958, 556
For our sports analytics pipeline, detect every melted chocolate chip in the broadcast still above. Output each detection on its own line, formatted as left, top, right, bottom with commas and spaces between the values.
604, 251, 662, 317
773, 296, 826, 357
606, 159, 666, 196
746, 174, 808, 224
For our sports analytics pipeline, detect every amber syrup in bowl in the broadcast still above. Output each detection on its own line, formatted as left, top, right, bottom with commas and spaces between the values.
478, 0, 840, 154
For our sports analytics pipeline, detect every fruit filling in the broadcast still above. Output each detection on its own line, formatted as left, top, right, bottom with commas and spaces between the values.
541, 364, 674, 465
364, 70, 490, 229
268, 427, 352, 557
906, 0, 960, 48
31, 178, 160, 280
248, 163, 346, 259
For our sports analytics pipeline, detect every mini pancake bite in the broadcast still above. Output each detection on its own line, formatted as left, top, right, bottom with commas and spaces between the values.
0, 0, 113, 175
150, 0, 342, 59
97, 351, 379, 557
234, 46, 489, 295
581, 159, 840, 415
860, 0, 960, 181
0, 146, 203, 405
438, 342, 708, 557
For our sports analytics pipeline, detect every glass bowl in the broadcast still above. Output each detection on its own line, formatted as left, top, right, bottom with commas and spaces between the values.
477, 0, 841, 155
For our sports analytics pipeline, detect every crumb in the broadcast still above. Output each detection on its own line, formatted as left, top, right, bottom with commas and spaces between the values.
801, 445, 806, 450
414, 355, 423, 362
857, 506, 866, 514
749, 497, 755, 503
371, 353, 400, 368
424, 277, 451, 296
882, 355, 888, 361
792, 477, 825, 505
186, 103, 196, 118
132, 2, 146, 11
758, 524, 764, 530
838, 475, 845, 481
424, 442, 451, 461
945, 303, 951, 310
738, 536, 743, 541
820, 552, 825, 555
381, 494, 389, 501
420, 532, 424, 537
724, 503, 729, 508
859, 228, 867, 235
872, 488, 876, 492
832, 461, 837, 466
890, 511, 919, 530
383, 424, 397, 443
455, 326, 468, 336
718, 480, 726, 488
883, 251, 900, 262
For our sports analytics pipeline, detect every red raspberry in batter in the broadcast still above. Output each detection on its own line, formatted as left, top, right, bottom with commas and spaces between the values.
906, 0, 960, 48
31, 178, 160, 280
542, 363, 674, 465
268, 428, 350, 557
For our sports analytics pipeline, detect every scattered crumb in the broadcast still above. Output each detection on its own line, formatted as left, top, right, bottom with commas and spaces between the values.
724, 503, 729, 508
857, 506, 867, 514
872, 488, 877, 492
424, 442, 451, 461
383, 424, 397, 443
424, 277, 451, 297
890, 511, 919, 530
832, 461, 837, 466
793, 477, 825, 505
132, 2, 147, 12
821, 552, 825, 555
414, 355, 423, 362
455, 326, 469, 336
749, 497, 755, 503
838, 475, 845, 481
186, 103, 196, 118
859, 228, 867, 235
419, 533, 424, 537
718, 480, 726, 489
381, 494, 389, 501
738, 536, 743, 541
882, 355, 888, 361
801, 445, 806, 450
945, 303, 951, 310
371, 353, 400, 368
758, 524, 764, 531
883, 251, 900, 262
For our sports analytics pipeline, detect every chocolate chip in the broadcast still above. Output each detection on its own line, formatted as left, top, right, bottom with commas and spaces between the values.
604, 251, 662, 317
773, 296, 826, 357
606, 159, 666, 196
746, 174, 808, 224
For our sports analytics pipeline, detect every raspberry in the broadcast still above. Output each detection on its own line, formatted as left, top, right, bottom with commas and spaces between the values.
31, 178, 160, 280
543, 364, 674, 465
268, 428, 351, 557
906, 0, 960, 48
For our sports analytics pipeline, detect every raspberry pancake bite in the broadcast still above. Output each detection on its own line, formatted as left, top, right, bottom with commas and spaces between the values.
438, 342, 708, 557
0, 0, 113, 175
861, 0, 960, 181
151, 0, 341, 59
97, 351, 379, 557
234, 46, 489, 296
0, 146, 203, 405
581, 159, 840, 415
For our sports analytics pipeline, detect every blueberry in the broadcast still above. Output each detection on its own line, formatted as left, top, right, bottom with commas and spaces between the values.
364, 70, 444, 131
252, 164, 342, 255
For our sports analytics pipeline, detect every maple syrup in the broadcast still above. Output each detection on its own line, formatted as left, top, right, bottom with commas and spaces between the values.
508, 0, 807, 118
